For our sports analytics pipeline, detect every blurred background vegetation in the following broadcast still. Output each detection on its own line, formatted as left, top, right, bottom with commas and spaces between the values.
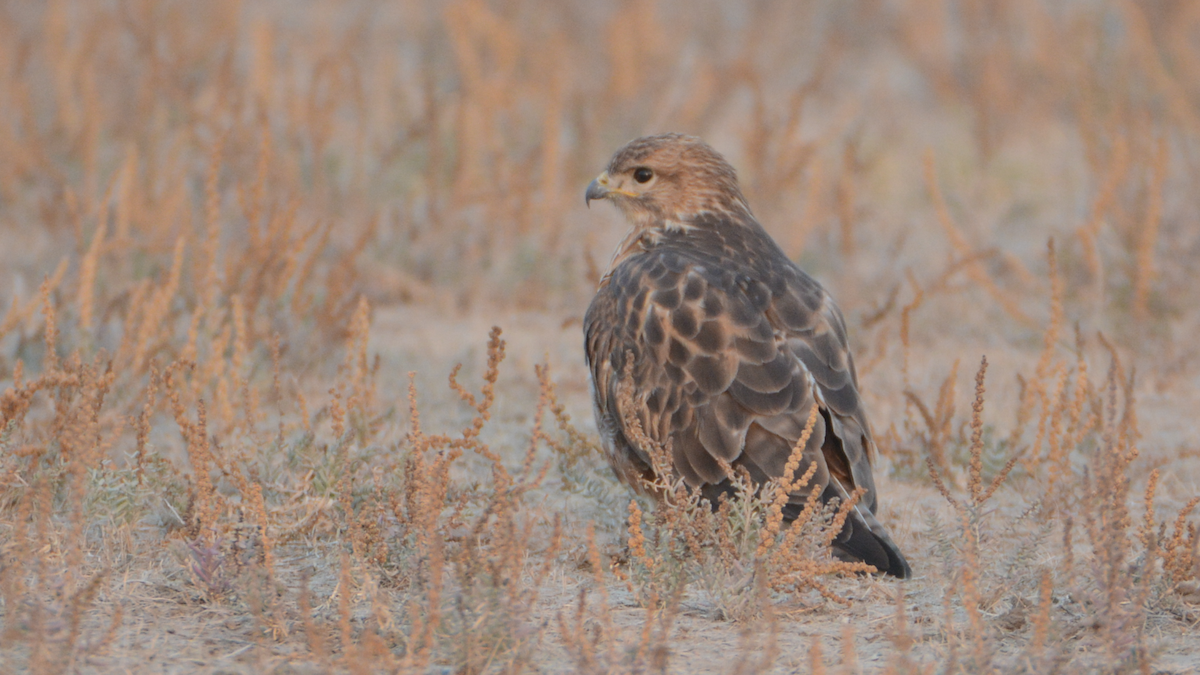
2, 0, 1196, 332
1, 1, 1199, 672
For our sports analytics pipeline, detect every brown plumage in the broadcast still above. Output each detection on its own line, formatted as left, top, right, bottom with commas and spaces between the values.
583, 133, 911, 578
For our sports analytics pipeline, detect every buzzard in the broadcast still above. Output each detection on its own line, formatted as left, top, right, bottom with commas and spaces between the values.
583, 133, 911, 578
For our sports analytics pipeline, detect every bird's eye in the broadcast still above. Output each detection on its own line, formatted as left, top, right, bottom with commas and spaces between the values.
633, 167, 654, 184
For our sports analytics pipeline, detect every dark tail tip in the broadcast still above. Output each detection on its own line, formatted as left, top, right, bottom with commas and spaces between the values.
832, 513, 912, 579
875, 536, 913, 579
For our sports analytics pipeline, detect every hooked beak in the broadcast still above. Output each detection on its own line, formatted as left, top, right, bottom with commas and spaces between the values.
585, 172, 611, 207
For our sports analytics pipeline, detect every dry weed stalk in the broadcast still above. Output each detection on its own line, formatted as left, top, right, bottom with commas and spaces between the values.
0, 259, 69, 340
903, 358, 959, 477
1076, 135, 1128, 290
76, 209, 106, 333
922, 356, 1032, 672
756, 405, 820, 557
1162, 497, 1200, 586
164, 361, 219, 544
1131, 137, 1167, 321
1027, 569, 1055, 668
132, 237, 185, 373
809, 636, 827, 675
1069, 356, 1167, 670
882, 586, 930, 675
923, 150, 1032, 327
366, 328, 560, 671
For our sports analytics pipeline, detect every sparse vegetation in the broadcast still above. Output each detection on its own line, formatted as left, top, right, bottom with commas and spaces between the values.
0, 1, 1198, 673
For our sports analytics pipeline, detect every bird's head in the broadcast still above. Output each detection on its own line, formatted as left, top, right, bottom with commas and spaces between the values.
586, 133, 750, 229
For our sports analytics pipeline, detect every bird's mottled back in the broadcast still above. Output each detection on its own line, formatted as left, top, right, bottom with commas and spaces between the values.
583, 134, 910, 578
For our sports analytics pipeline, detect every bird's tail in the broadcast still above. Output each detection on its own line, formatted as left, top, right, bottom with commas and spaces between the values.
823, 482, 912, 579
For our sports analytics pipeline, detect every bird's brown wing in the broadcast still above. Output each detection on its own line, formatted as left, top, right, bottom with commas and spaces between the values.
586, 247, 853, 494
586, 245, 909, 577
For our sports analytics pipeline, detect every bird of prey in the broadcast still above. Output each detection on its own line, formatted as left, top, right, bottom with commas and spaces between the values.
583, 133, 910, 578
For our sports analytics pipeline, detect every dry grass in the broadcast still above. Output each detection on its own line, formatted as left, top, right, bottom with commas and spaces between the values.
1, 0, 1199, 673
